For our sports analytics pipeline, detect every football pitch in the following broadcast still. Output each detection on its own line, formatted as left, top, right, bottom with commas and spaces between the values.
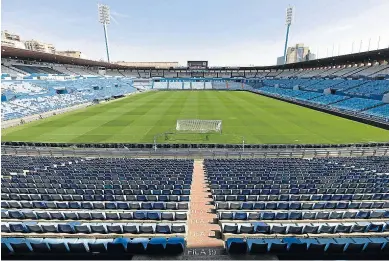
2, 91, 389, 144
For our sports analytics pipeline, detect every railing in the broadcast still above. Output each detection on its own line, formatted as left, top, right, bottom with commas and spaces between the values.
2, 145, 388, 159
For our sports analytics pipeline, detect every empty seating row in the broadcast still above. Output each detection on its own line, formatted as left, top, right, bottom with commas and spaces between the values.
221, 222, 389, 234
308, 94, 350, 105
2, 237, 185, 255
344, 80, 389, 97
364, 104, 389, 119
209, 175, 388, 181
1, 156, 193, 178
213, 193, 389, 201
6, 175, 192, 181
208, 173, 389, 181
2, 222, 186, 234
215, 201, 389, 210
331, 97, 383, 112
205, 157, 389, 174
1, 193, 190, 202
2, 210, 187, 221
2, 183, 191, 190
212, 187, 389, 194
226, 237, 389, 254
218, 210, 389, 221
5, 178, 191, 184
1, 201, 189, 210
209, 180, 389, 187
208, 173, 388, 181
210, 184, 388, 190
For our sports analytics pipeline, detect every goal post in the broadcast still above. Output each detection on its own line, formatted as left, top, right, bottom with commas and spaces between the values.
176, 119, 222, 134
153, 119, 224, 151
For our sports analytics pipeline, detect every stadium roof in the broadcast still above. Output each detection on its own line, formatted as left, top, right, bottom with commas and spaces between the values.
2, 46, 389, 70
269, 47, 389, 70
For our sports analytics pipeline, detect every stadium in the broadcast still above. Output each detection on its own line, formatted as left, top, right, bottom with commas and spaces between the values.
1, 1, 389, 260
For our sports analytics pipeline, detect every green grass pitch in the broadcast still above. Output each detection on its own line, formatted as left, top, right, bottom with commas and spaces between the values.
2, 91, 389, 144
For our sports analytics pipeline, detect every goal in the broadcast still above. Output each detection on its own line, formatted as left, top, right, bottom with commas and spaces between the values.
176, 119, 222, 134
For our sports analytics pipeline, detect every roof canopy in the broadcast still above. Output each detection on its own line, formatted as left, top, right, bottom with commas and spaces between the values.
2, 46, 389, 70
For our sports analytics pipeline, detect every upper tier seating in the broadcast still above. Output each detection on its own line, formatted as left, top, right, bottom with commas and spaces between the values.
1, 65, 26, 77
331, 66, 364, 77
13, 65, 63, 75
105, 70, 124, 77
65, 66, 98, 76
357, 64, 389, 77
370, 66, 389, 77
121, 70, 140, 77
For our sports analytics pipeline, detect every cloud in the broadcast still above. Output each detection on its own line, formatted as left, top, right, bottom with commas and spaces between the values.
2, 0, 389, 66
326, 24, 353, 34
110, 10, 130, 18
110, 15, 119, 25
288, 0, 389, 58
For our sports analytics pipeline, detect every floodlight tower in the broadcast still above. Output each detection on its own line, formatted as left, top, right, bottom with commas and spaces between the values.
98, 3, 111, 63
283, 6, 294, 64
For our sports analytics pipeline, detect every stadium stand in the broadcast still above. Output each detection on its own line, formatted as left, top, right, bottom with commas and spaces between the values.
343, 80, 389, 98
330, 97, 383, 112
357, 64, 389, 77
12, 65, 63, 75
308, 94, 350, 105
121, 70, 141, 78
364, 104, 389, 119
204, 157, 389, 256
2, 153, 388, 259
1, 12, 389, 261
1, 156, 192, 257
1, 65, 26, 77
1, 82, 46, 95
1, 78, 137, 121
2, 94, 89, 120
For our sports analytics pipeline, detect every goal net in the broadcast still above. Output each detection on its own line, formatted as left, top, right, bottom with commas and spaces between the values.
176, 119, 222, 134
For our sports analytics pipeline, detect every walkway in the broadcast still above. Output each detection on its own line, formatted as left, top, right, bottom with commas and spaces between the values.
187, 160, 223, 248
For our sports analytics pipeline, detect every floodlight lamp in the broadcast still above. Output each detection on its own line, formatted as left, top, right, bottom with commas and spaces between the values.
286, 6, 293, 25
98, 4, 111, 24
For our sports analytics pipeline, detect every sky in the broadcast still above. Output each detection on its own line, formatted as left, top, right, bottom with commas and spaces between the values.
1, 0, 389, 66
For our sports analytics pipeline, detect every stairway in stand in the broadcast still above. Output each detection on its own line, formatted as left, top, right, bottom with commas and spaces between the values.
187, 160, 223, 249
